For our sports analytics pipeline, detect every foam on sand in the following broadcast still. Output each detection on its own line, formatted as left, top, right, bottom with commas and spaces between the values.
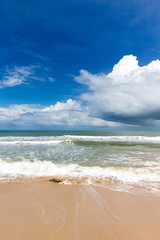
0, 160, 160, 192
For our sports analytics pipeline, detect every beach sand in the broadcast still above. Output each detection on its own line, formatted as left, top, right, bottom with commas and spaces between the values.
0, 179, 160, 240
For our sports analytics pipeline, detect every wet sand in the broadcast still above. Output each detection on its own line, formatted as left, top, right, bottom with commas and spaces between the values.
0, 180, 160, 240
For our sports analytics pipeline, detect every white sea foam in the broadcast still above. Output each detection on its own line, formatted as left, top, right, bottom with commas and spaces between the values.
0, 160, 160, 185
0, 140, 65, 145
0, 135, 160, 145
64, 135, 160, 143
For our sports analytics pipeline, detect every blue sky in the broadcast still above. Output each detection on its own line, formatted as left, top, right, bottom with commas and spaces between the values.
1, 0, 160, 129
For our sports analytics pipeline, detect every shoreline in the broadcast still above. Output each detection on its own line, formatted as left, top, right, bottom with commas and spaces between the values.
1, 175, 159, 195
0, 179, 160, 239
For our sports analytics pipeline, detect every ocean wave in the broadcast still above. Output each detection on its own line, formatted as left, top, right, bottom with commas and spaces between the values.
0, 140, 65, 145
0, 135, 160, 145
64, 135, 160, 143
0, 160, 160, 187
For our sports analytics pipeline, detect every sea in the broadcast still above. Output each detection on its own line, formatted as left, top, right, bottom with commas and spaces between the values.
0, 130, 160, 193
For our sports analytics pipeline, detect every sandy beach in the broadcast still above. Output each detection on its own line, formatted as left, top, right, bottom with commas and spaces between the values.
0, 179, 160, 240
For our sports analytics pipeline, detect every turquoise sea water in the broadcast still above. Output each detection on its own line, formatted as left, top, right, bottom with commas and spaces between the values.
0, 130, 160, 191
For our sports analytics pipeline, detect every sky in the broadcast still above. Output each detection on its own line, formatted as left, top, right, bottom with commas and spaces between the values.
1, 0, 160, 130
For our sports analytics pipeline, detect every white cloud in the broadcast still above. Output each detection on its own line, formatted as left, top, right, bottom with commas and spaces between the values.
2, 55, 160, 129
48, 77, 55, 82
0, 66, 34, 88
75, 55, 160, 126
0, 65, 55, 88
0, 100, 117, 129
42, 99, 81, 112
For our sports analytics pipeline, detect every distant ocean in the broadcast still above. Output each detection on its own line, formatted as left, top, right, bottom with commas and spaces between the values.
1, 130, 160, 192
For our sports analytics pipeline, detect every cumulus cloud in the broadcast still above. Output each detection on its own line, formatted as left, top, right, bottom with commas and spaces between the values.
2, 55, 160, 129
42, 99, 82, 112
0, 100, 117, 129
0, 65, 54, 88
75, 55, 160, 126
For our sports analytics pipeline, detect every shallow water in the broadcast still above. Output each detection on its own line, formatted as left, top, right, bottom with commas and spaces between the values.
1, 130, 160, 192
